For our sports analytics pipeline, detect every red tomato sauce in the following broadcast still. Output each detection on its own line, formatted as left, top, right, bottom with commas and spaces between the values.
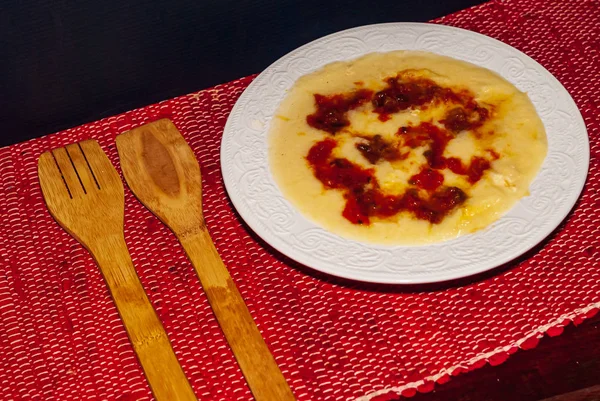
303, 73, 496, 226
371, 75, 474, 121
306, 139, 467, 225
355, 135, 406, 164
306, 89, 373, 133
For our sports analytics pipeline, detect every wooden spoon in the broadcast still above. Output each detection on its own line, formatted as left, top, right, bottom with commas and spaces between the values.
116, 119, 295, 401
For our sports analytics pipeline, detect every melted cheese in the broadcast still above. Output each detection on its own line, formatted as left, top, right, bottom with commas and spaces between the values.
268, 51, 547, 245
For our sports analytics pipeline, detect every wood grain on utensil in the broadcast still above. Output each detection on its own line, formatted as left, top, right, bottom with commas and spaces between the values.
38, 140, 197, 401
116, 119, 296, 401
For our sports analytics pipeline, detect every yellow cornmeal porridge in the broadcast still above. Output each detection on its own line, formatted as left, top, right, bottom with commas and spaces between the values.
269, 51, 547, 245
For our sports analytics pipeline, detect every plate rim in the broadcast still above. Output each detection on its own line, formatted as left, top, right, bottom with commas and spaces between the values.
220, 22, 590, 284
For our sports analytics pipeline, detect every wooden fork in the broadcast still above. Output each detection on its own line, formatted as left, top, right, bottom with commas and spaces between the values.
38, 140, 197, 401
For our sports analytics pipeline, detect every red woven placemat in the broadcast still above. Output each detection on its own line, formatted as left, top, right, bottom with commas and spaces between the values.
1, 0, 599, 400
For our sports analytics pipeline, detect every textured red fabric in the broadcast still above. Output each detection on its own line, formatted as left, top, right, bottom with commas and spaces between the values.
1, 0, 599, 399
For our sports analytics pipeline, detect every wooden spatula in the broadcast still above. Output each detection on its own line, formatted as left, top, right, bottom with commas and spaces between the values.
116, 119, 296, 401
38, 140, 197, 401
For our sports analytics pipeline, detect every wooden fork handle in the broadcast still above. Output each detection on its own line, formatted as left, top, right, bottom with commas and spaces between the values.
91, 235, 197, 401
179, 228, 296, 401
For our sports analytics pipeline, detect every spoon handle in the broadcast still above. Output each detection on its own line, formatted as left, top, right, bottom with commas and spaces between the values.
179, 228, 296, 401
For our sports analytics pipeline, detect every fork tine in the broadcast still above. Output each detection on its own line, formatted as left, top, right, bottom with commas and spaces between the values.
38, 151, 73, 200
78, 140, 122, 189
52, 147, 86, 198
66, 143, 99, 192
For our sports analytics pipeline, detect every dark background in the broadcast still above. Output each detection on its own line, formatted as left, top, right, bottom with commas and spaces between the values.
0, 0, 485, 147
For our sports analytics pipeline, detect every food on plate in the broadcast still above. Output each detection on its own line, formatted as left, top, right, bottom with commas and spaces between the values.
268, 51, 547, 245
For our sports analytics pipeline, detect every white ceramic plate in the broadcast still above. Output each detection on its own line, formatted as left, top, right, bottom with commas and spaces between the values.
220, 23, 589, 284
